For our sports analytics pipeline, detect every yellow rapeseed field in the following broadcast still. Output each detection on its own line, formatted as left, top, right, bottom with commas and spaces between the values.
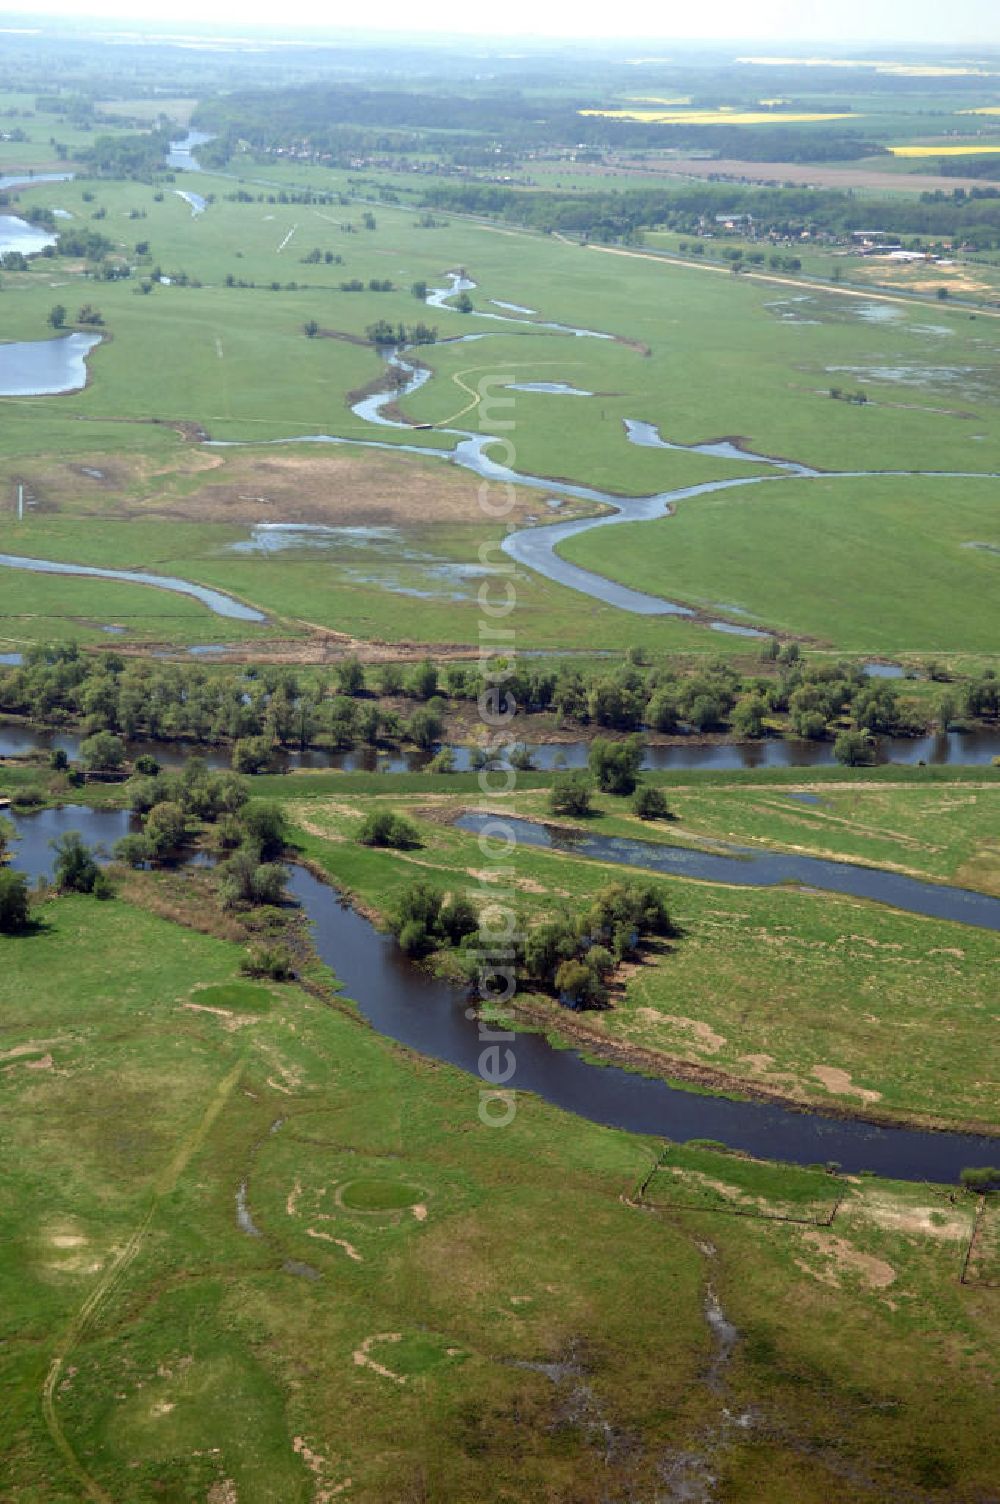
579, 108, 853, 125
889, 143, 1000, 157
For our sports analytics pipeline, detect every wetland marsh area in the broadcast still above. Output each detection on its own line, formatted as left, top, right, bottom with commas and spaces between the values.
0, 26, 998, 1504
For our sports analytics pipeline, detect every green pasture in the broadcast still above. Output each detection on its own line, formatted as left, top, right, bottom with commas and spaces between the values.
286, 790, 999, 1127
560, 473, 1000, 653
2, 160, 999, 658
1, 890, 994, 1500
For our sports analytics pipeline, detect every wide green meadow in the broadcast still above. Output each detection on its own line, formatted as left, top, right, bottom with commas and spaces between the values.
1, 871, 997, 1503
3, 167, 999, 655
2, 60, 999, 1504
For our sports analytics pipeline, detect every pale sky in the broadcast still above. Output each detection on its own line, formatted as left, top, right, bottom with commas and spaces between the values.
0, 0, 998, 45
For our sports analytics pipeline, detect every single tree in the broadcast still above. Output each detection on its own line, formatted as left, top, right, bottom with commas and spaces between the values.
0, 869, 30, 933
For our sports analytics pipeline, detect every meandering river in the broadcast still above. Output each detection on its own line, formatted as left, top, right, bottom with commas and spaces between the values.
5, 804, 996, 1180
2, 266, 996, 644
456, 810, 1000, 932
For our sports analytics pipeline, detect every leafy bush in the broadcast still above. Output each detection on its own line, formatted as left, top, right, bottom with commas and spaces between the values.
357, 809, 422, 849
218, 848, 287, 908
113, 833, 153, 868
833, 729, 876, 767
11, 785, 45, 809
51, 831, 100, 893
0, 869, 31, 933
632, 786, 670, 820
390, 880, 479, 956
427, 747, 456, 774
145, 800, 188, 856
80, 731, 126, 771
554, 958, 607, 1010
960, 1166, 1000, 1193
588, 736, 645, 795
232, 736, 273, 774
398, 918, 433, 956
241, 943, 295, 981
549, 772, 593, 817
241, 802, 287, 860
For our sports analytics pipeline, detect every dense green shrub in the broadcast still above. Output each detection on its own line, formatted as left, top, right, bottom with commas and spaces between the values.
357, 809, 422, 849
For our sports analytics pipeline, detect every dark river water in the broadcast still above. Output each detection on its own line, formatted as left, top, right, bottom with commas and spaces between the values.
456, 811, 1000, 933
2, 718, 1000, 772
4, 804, 996, 1180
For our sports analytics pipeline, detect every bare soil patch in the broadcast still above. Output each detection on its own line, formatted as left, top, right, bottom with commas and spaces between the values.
811, 1065, 882, 1104
160, 448, 538, 528
800, 1229, 896, 1289
614, 154, 996, 194
3, 445, 540, 529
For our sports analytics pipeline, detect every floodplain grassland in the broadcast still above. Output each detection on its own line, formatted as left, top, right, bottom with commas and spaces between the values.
1, 59, 999, 1503
3, 167, 999, 656
282, 783, 999, 1128
0, 877, 995, 1502
560, 473, 1000, 653
1, 129, 998, 664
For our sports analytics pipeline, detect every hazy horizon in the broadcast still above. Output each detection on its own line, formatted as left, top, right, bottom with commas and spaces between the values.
0, 0, 997, 47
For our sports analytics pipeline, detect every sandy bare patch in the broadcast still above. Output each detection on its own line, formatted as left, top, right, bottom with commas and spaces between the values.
306, 1228, 363, 1262
262, 1052, 304, 1096
467, 867, 546, 894
0, 1039, 61, 1062
151, 1400, 175, 1417
50, 1234, 87, 1250
181, 1002, 256, 1032
46, 1254, 104, 1275
23, 1053, 54, 1070
738, 1053, 776, 1071
929, 947, 966, 960
811, 1065, 882, 1104
143, 450, 539, 529
293, 1436, 352, 1502
353, 1333, 405, 1385
861, 1195, 971, 1241
207, 1482, 238, 1504
296, 817, 347, 844
794, 1256, 840, 1289
411, 1203, 428, 1222
286, 1178, 303, 1218
801, 1230, 896, 1289
637, 1010, 726, 1054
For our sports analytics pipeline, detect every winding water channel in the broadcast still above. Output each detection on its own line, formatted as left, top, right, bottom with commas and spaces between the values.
0, 554, 265, 620
3, 268, 997, 644
456, 811, 1000, 932
4, 804, 997, 1181
212, 271, 1000, 633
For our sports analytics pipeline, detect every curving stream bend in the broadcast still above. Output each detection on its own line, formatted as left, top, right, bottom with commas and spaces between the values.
5, 804, 997, 1181
3, 269, 997, 636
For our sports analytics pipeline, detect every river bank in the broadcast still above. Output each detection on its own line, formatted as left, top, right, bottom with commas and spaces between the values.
4, 800, 997, 1175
